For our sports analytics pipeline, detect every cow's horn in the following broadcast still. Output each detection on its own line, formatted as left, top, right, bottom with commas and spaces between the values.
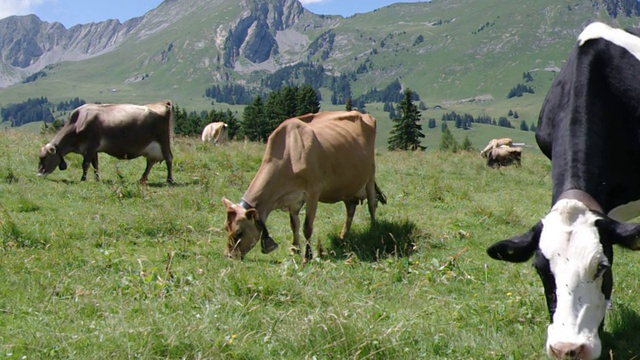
45, 143, 57, 154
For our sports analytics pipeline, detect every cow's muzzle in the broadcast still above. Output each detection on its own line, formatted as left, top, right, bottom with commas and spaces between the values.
549, 343, 588, 360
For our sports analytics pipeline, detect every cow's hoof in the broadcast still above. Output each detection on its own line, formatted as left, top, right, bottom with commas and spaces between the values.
304, 244, 313, 262
261, 237, 279, 254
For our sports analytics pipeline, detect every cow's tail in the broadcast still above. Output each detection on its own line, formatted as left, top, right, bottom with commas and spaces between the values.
375, 182, 387, 205
166, 100, 175, 138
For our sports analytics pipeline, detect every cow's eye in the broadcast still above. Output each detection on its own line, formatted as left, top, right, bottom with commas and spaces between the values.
595, 261, 609, 279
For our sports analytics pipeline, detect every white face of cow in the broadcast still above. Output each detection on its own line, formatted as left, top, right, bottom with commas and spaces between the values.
538, 200, 609, 360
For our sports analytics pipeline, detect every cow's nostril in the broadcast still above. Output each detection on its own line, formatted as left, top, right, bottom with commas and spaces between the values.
549, 343, 586, 360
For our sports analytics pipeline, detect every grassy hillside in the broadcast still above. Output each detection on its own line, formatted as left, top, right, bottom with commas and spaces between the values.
2, 129, 640, 358
3, 0, 640, 124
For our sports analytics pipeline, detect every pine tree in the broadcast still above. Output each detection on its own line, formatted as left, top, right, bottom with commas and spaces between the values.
439, 127, 459, 152
296, 84, 320, 115
345, 97, 353, 111
242, 96, 268, 142
387, 89, 425, 151
461, 135, 473, 151
264, 91, 287, 137
225, 109, 240, 140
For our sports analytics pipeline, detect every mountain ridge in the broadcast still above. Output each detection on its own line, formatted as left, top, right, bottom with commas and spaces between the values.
1, 0, 639, 114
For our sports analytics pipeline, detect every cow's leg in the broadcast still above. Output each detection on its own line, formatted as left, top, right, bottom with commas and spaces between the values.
302, 200, 319, 262
160, 142, 174, 184
341, 199, 359, 239
289, 212, 302, 255
140, 159, 156, 185
81, 153, 94, 181
91, 154, 100, 181
366, 180, 377, 224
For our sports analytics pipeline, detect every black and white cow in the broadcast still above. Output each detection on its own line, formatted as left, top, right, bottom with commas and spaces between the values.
487, 22, 640, 360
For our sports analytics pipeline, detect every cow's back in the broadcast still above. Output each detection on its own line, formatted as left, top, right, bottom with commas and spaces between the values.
263, 111, 376, 203
68, 102, 172, 159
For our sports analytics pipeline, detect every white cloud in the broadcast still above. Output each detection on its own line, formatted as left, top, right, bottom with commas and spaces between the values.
0, 0, 47, 20
298, 0, 328, 4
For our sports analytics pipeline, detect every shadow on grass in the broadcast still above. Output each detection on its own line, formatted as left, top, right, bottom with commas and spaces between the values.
602, 303, 640, 359
327, 219, 419, 262
40, 177, 194, 187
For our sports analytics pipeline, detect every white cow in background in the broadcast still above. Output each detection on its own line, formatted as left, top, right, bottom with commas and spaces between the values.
201, 122, 228, 144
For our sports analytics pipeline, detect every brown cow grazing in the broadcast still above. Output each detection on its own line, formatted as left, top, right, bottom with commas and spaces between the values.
201, 122, 229, 144
37, 100, 174, 184
222, 110, 386, 261
480, 137, 513, 157
486, 146, 522, 168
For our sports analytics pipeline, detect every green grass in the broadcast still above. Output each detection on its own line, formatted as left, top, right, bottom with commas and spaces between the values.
1, 129, 639, 359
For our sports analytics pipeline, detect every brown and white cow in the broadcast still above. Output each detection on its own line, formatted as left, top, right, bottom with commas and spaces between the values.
486, 146, 522, 168
38, 100, 174, 184
222, 110, 386, 261
201, 122, 229, 144
480, 137, 513, 157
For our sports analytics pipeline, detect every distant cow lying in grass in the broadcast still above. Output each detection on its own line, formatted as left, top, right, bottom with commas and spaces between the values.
37, 101, 174, 184
222, 110, 386, 261
486, 146, 522, 168
480, 137, 513, 157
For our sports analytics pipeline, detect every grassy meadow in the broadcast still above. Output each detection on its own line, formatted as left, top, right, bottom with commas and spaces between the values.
2, 129, 640, 359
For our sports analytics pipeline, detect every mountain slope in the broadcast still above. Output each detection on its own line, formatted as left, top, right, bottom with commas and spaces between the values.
0, 0, 638, 115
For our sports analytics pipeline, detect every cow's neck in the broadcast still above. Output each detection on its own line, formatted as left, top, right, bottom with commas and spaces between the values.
557, 189, 603, 213
241, 167, 288, 221
51, 125, 78, 156
550, 109, 608, 208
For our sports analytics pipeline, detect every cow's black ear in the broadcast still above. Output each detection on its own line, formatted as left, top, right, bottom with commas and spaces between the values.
486, 221, 543, 263
597, 217, 640, 250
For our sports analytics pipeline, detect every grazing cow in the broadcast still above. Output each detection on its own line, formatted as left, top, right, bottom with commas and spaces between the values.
480, 137, 513, 157
38, 100, 174, 184
485, 146, 522, 168
222, 111, 386, 261
201, 122, 229, 144
487, 22, 640, 360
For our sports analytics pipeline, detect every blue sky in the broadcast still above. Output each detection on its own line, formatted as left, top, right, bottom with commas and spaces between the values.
0, 0, 427, 28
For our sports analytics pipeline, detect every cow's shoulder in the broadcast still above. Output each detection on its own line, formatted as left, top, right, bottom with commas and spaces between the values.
262, 118, 316, 172
301, 111, 376, 138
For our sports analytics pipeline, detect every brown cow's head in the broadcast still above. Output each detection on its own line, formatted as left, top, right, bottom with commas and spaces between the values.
222, 197, 265, 260
37, 143, 67, 177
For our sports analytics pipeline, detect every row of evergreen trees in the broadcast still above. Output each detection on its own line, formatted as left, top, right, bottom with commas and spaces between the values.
241, 84, 320, 142
4, 84, 527, 155
174, 84, 322, 141
3, 97, 87, 128
173, 106, 240, 139
1, 97, 54, 126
